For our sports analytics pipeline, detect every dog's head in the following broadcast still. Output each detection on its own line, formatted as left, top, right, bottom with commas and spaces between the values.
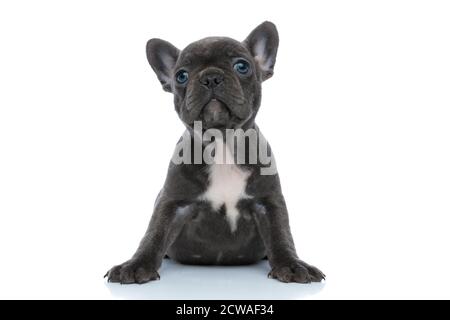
146, 21, 278, 130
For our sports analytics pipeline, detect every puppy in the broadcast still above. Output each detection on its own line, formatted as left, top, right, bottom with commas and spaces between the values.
106, 21, 325, 284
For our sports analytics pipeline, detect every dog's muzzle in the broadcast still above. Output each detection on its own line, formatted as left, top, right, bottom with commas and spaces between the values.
201, 98, 230, 129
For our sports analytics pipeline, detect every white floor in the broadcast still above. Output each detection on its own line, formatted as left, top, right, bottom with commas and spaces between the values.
105, 260, 325, 300
104, 256, 450, 300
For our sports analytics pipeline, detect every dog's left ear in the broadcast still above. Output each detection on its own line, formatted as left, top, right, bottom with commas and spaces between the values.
244, 21, 279, 81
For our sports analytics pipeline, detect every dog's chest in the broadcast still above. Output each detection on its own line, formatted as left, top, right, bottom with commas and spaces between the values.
200, 142, 251, 232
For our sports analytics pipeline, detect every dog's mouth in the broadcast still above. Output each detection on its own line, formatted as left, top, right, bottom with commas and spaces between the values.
200, 98, 231, 129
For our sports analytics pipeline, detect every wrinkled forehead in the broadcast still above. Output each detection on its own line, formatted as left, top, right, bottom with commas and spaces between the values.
176, 37, 251, 67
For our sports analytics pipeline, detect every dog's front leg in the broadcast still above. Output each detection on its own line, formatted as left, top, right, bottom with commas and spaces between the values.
106, 197, 194, 284
253, 195, 325, 283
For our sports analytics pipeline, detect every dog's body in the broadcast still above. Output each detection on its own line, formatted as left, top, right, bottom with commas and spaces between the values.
106, 22, 325, 284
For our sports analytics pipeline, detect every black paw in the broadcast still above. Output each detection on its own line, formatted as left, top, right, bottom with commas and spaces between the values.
105, 259, 160, 284
269, 260, 325, 283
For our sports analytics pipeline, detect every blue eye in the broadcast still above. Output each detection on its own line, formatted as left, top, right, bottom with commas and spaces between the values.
233, 60, 250, 75
175, 70, 189, 84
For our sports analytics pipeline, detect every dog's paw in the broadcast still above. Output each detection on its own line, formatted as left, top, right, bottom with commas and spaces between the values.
105, 259, 160, 284
269, 260, 325, 283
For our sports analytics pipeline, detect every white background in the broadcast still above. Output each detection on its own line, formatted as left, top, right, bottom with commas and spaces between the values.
0, 0, 449, 299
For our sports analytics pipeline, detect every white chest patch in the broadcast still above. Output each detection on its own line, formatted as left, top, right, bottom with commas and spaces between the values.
200, 139, 251, 232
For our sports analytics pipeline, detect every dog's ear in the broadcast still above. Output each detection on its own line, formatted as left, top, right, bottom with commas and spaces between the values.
244, 21, 279, 81
146, 39, 180, 92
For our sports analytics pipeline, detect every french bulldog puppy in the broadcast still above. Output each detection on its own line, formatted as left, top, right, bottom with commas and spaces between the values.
106, 21, 325, 284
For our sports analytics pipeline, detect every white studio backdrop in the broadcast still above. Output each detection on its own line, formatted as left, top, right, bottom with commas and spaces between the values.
0, 0, 449, 299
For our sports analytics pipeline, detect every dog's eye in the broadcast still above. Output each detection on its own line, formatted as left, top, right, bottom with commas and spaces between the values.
175, 70, 189, 84
233, 60, 250, 75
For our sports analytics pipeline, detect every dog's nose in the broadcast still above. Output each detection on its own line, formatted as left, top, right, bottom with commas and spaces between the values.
199, 69, 224, 89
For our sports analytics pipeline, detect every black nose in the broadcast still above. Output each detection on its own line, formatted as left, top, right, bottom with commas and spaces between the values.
199, 69, 224, 89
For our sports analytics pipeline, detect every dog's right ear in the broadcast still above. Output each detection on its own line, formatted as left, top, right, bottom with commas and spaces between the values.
146, 39, 180, 93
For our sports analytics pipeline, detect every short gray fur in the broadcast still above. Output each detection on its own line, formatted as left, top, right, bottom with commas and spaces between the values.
106, 21, 325, 284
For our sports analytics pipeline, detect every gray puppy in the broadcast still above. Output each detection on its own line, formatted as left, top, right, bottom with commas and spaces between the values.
106, 21, 325, 284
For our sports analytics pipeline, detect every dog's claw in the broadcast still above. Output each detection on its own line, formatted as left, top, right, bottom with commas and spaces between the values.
269, 260, 324, 284
105, 260, 160, 284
